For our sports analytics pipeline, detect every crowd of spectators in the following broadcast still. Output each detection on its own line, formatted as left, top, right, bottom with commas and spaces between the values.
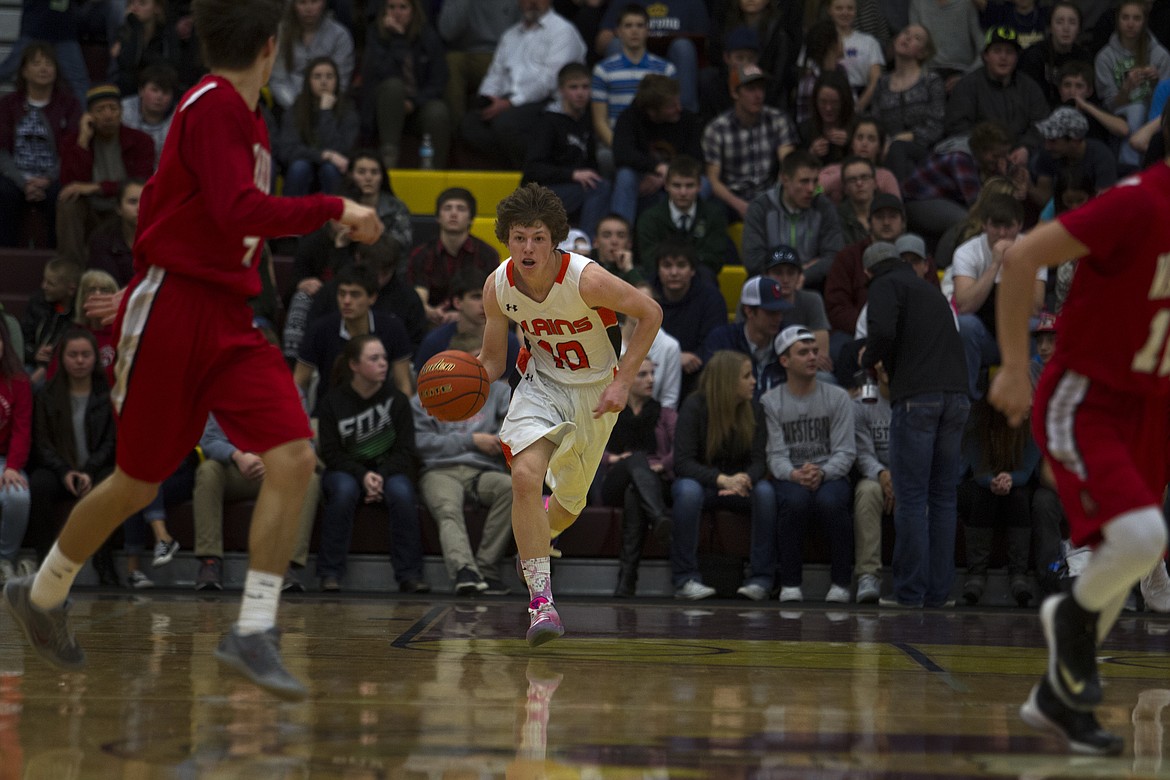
2, 0, 1170, 608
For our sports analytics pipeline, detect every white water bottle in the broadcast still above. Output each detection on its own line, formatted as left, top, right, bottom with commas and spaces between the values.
419, 134, 434, 169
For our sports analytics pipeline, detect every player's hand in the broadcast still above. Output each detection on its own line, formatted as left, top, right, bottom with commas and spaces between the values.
593, 380, 630, 418
339, 199, 384, 244
84, 288, 125, 327
0, 467, 27, 491
988, 363, 1032, 428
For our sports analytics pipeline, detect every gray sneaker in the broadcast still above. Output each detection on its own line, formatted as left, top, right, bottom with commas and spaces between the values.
3, 576, 86, 671
856, 574, 881, 604
214, 626, 308, 701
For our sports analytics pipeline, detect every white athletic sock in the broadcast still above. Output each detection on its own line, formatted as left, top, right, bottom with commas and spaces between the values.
1074, 507, 1167, 615
30, 543, 82, 611
236, 570, 283, 635
521, 557, 552, 601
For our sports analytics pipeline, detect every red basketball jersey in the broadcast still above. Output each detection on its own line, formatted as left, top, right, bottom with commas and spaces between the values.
1057, 163, 1170, 397
134, 75, 342, 298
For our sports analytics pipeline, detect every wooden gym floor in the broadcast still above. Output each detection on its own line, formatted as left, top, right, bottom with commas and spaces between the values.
3, 591, 1170, 778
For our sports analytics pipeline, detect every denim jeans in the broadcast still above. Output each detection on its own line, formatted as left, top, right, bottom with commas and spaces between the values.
889, 392, 970, 606
0, 457, 31, 562
283, 160, 344, 197
670, 477, 776, 588
956, 313, 999, 400
547, 180, 613, 240
775, 478, 853, 588
319, 470, 423, 583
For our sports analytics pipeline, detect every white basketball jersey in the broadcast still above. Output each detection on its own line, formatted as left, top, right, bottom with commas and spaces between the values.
494, 251, 620, 385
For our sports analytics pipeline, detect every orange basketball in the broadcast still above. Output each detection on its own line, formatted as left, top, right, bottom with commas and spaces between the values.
417, 350, 490, 422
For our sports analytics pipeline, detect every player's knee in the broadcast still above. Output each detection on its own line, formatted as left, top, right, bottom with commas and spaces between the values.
1105, 506, 1168, 571
265, 440, 317, 483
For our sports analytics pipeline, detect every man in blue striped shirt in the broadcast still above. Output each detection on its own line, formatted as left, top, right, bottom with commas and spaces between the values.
591, 4, 677, 152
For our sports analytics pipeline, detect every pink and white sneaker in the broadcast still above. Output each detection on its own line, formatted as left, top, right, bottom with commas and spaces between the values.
526, 596, 564, 647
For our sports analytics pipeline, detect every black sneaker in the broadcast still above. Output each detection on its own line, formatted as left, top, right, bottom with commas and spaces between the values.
194, 557, 223, 591
281, 567, 305, 593
454, 567, 488, 596
1040, 594, 1102, 710
482, 576, 511, 596
399, 578, 431, 594
3, 576, 86, 671
1020, 679, 1123, 756
214, 626, 307, 701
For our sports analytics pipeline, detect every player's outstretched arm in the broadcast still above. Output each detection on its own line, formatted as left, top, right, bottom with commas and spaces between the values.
339, 198, 384, 244
990, 219, 1088, 427
580, 263, 663, 417
479, 274, 510, 383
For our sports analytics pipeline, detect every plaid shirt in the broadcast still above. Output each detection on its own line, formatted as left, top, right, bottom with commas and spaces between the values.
702, 106, 796, 203
901, 151, 982, 207
408, 236, 500, 306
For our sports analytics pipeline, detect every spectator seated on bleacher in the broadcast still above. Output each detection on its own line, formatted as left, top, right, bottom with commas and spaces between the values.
826, 0, 886, 113
869, 24, 946, 182
19, 256, 79, 387
522, 63, 612, 241
412, 373, 514, 596
459, 0, 586, 169
832, 156, 878, 246
275, 56, 359, 197
741, 149, 844, 290
908, 0, 983, 91
341, 149, 412, 250
593, 0, 705, 113
1028, 106, 1117, 210
796, 71, 853, 166
611, 74, 705, 226
946, 194, 1043, 400
902, 121, 1024, 248
27, 328, 118, 585
0, 316, 32, 585
590, 5, 677, 163
266, 0, 354, 113
307, 234, 426, 353
360, 0, 451, 170
592, 214, 646, 289
408, 187, 500, 328
108, 0, 198, 99
0, 43, 80, 249
650, 239, 729, 399
704, 10, 797, 116
436, 0, 519, 130
55, 84, 154, 265
814, 117, 902, 206
635, 154, 727, 281
762, 325, 857, 604
87, 178, 143, 286
192, 413, 319, 592
603, 357, 675, 598
958, 399, 1040, 606
701, 276, 787, 401
671, 350, 775, 601
295, 264, 414, 415
46, 269, 118, 388
119, 63, 177, 170
316, 334, 429, 593
944, 27, 1048, 163
702, 63, 796, 223
851, 365, 893, 604
0, 0, 90, 102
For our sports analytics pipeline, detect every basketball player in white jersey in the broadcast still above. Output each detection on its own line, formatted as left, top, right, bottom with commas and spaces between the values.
480, 184, 662, 645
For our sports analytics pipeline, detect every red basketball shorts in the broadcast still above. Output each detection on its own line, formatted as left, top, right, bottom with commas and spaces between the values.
1032, 360, 1167, 547
112, 267, 312, 483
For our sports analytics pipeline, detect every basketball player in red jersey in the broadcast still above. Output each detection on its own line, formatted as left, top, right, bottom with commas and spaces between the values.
991, 153, 1170, 752
4, 0, 382, 700
479, 184, 661, 646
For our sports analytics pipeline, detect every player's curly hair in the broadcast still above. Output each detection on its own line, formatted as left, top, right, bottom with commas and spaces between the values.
494, 183, 570, 245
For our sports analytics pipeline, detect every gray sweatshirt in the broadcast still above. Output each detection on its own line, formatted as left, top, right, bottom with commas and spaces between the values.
761, 381, 856, 481
411, 381, 511, 472
852, 396, 891, 481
